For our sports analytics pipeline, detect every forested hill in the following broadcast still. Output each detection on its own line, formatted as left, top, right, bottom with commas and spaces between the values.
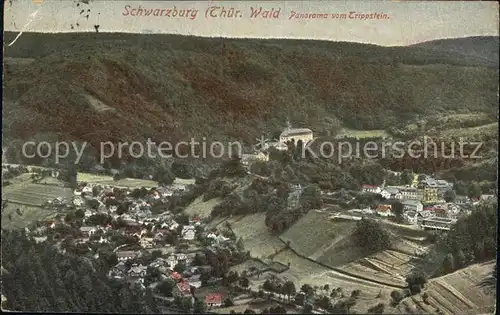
409, 36, 499, 64
3, 32, 498, 149
1, 229, 160, 313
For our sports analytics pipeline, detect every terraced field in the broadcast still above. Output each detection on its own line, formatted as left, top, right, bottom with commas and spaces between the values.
398, 261, 496, 315
2, 182, 72, 206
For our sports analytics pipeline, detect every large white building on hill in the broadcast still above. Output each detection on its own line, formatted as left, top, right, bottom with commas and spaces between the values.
279, 122, 313, 144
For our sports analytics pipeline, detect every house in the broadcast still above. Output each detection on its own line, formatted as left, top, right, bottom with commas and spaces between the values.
108, 262, 128, 278
188, 274, 202, 288
362, 185, 381, 194
182, 225, 196, 241
480, 194, 496, 201
174, 281, 193, 304
420, 178, 453, 192
400, 187, 422, 201
421, 187, 439, 203
73, 196, 85, 206
263, 141, 288, 151
81, 185, 93, 195
446, 203, 460, 214
80, 226, 97, 237
431, 205, 448, 218
116, 250, 139, 262
376, 204, 393, 217
403, 211, 418, 225
279, 123, 314, 144
128, 264, 147, 277
384, 187, 401, 199
84, 209, 94, 218
379, 189, 391, 199
241, 152, 269, 166
189, 216, 202, 226
169, 220, 179, 231
170, 271, 183, 282
205, 293, 224, 308
402, 200, 423, 213
167, 255, 179, 270
140, 237, 154, 248
216, 234, 230, 243
455, 195, 471, 205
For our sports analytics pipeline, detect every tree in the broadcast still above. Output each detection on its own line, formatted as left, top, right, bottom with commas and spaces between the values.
390, 200, 404, 221
282, 280, 296, 302
193, 298, 207, 313
157, 279, 175, 297
442, 253, 455, 274
353, 219, 391, 253
239, 276, 250, 289
443, 189, 456, 202
316, 295, 331, 310
351, 289, 361, 298
174, 262, 186, 274
406, 271, 427, 295
368, 303, 385, 314
226, 271, 239, 285
401, 170, 413, 185
455, 250, 468, 269
302, 303, 313, 314
390, 290, 403, 305
223, 298, 234, 307
301, 284, 314, 296
467, 182, 482, 198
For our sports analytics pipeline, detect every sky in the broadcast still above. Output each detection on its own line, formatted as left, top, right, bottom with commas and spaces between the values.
3, 0, 499, 46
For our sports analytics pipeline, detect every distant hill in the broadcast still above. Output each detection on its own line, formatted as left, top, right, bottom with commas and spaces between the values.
410, 36, 499, 65
2, 32, 498, 152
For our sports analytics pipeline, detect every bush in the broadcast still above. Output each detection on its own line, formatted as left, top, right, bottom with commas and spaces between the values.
390, 290, 403, 305
353, 218, 391, 253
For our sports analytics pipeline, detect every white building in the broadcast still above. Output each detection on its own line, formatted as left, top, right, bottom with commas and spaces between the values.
362, 185, 381, 194
182, 226, 196, 240
402, 200, 423, 213
241, 152, 269, 166
403, 211, 418, 225
379, 189, 391, 199
279, 124, 313, 144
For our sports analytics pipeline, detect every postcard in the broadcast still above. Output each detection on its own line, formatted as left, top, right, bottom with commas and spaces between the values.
2, 1, 498, 314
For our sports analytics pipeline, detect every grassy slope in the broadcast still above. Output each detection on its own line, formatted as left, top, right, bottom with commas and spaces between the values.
2, 32, 499, 150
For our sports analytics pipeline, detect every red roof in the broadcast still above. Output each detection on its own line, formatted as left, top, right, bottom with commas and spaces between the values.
423, 207, 433, 211
177, 281, 191, 296
362, 185, 377, 189
377, 205, 392, 211
205, 293, 223, 304
191, 216, 201, 222
170, 271, 182, 280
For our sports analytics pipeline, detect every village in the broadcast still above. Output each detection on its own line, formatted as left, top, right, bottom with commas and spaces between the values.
328, 173, 496, 231
2, 124, 497, 314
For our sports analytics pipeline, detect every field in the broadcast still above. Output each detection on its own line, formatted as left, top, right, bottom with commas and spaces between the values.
2, 177, 73, 207
78, 172, 159, 188
1, 203, 57, 230
280, 211, 363, 266
220, 213, 286, 259
439, 122, 498, 140
335, 128, 390, 139
398, 260, 496, 315
183, 196, 222, 219
1, 173, 70, 229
